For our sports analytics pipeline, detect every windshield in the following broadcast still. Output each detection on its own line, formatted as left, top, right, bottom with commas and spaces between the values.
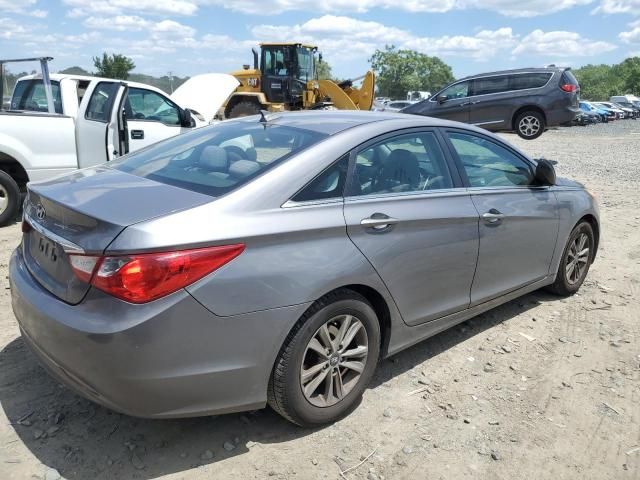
11, 79, 63, 114
296, 47, 315, 82
112, 121, 327, 197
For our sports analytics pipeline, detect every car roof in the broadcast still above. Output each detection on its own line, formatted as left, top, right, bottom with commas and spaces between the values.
230, 110, 489, 136
455, 67, 563, 83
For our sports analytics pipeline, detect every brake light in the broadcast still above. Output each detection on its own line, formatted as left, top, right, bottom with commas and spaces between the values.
560, 84, 578, 93
69, 244, 245, 303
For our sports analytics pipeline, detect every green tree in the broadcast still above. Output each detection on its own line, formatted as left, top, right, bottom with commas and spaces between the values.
613, 57, 640, 94
572, 64, 619, 100
369, 45, 454, 99
317, 59, 333, 80
93, 53, 136, 80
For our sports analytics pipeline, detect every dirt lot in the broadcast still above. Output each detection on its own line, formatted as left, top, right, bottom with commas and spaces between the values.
0, 121, 639, 480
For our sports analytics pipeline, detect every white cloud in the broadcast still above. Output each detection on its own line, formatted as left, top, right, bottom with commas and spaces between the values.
201, 0, 591, 16
0, 0, 48, 17
619, 20, 640, 43
512, 29, 617, 57
252, 15, 517, 61
84, 15, 151, 31
594, 0, 640, 14
63, 0, 198, 17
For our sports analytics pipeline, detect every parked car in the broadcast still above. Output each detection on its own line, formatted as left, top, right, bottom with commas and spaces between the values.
10, 111, 600, 427
374, 100, 416, 112
407, 91, 431, 101
401, 67, 581, 140
0, 65, 239, 226
610, 95, 640, 110
595, 102, 629, 119
589, 102, 621, 120
609, 100, 639, 118
573, 112, 599, 126
580, 101, 608, 123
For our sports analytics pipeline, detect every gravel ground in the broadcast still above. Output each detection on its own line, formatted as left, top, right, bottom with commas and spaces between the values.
0, 121, 639, 480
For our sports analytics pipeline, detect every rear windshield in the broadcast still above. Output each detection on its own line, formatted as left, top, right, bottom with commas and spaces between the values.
11, 79, 63, 114
111, 120, 327, 197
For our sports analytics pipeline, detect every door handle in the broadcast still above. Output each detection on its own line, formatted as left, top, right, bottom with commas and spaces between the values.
361, 214, 398, 231
482, 209, 505, 224
131, 129, 144, 140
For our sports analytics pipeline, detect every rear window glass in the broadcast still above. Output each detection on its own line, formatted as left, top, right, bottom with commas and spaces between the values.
11, 80, 63, 113
111, 121, 327, 197
561, 70, 579, 87
473, 75, 510, 96
510, 73, 552, 91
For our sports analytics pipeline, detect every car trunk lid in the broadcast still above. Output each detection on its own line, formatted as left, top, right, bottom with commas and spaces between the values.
22, 166, 213, 304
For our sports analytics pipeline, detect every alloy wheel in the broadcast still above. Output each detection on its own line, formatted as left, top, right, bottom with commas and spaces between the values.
519, 116, 541, 137
566, 233, 590, 285
300, 314, 369, 407
0, 185, 8, 215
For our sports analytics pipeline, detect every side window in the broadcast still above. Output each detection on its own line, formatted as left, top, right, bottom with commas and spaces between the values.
510, 73, 552, 90
351, 131, 454, 196
11, 80, 63, 114
473, 75, 510, 96
126, 88, 180, 126
447, 132, 533, 187
292, 155, 349, 202
440, 81, 469, 100
85, 82, 119, 122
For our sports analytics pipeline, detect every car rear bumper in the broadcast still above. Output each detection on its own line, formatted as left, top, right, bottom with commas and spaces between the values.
548, 106, 580, 127
10, 248, 309, 418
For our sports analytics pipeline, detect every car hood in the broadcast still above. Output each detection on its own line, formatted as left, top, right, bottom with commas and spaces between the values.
170, 73, 239, 123
555, 177, 584, 188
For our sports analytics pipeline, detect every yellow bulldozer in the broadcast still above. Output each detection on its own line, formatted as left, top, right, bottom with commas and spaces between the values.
223, 43, 375, 118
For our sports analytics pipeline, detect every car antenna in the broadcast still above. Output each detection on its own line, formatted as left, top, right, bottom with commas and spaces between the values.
259, 110, 280, 124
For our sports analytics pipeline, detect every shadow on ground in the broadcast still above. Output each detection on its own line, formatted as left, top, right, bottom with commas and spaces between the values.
0, 290, 556, 479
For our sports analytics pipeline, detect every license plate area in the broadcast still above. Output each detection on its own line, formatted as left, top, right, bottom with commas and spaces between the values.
30, 231, 61, 269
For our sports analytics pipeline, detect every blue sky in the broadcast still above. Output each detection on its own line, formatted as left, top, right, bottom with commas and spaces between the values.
1, 0, 640, 80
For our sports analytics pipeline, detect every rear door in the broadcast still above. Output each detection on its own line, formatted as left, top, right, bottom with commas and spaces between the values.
76, 81, 127, 167
343, 129, 479, 326
125, 87, 190, 150
444, 129, 559, 305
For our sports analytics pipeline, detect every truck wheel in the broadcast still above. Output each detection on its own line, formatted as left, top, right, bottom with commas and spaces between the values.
228, 101, 262, 119
0, 170, 21, 227
515, 110, 545, 140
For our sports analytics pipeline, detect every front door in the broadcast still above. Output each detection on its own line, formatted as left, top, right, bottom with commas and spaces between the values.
125, 87, 189, 151
343, 130, 479, 326
431, 80, 471, 123
261, 46, 289, 104
444, 129, 559, 305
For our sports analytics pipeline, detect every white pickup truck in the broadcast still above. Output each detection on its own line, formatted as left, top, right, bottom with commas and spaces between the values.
0, 58, 239, 226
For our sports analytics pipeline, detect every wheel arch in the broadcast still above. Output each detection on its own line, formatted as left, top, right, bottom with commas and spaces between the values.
578, 213, 600, 261
0, 151, 29, 190
512, 105, 547, 131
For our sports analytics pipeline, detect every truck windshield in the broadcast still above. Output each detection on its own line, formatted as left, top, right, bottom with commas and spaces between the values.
112, 121, 327, 197
296, 47, 314, 82
11, 79, 63, 114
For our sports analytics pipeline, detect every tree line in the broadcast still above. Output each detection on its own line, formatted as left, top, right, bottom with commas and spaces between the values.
572, 57, 640, 100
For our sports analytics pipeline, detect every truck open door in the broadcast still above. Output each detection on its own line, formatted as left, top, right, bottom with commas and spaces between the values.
76, 81, 128, 168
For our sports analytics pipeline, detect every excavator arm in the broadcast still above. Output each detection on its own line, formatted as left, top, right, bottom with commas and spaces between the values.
318, 71, 375, 111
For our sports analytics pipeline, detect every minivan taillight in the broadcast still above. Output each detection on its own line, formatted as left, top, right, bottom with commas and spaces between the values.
560, 84, 578, 93
69, 244, 245, 303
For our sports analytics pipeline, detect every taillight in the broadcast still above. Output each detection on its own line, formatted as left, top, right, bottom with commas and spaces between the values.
560, 84, 578, 93
69, 244, 245, 303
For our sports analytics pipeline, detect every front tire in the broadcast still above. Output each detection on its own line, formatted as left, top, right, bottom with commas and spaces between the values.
546, 221, 594, 296
0, 171, 21, 227
268, 289, 381, 427
227, 100, 262, 119
515, 110, 545, 140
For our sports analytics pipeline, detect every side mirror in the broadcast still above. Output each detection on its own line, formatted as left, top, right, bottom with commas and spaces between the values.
437, 94, 448, 104
534, 158, 556, 186
181, 108, 196, 128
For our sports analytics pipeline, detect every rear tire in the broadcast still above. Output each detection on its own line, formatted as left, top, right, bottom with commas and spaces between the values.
515, 110, 545, 140
0, 171, 21, 227
227, 100, 262, 119
546, 221, 594, 296
268, 289, 381, 427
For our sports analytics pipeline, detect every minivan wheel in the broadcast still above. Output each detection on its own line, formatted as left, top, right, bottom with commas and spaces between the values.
268, 289, 381, 427
0, 171, 21, 227
515, 111, 545, 140
546, 221, 594, 296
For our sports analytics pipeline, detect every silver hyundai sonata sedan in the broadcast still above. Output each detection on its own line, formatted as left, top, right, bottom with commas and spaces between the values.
10, 111, 599, 426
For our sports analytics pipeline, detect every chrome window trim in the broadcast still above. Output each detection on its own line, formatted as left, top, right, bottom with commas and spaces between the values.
281, 197, 344, 208
344, 187, 469, 204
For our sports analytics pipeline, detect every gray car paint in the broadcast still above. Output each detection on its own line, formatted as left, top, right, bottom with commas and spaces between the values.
10, 111, 599, 418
